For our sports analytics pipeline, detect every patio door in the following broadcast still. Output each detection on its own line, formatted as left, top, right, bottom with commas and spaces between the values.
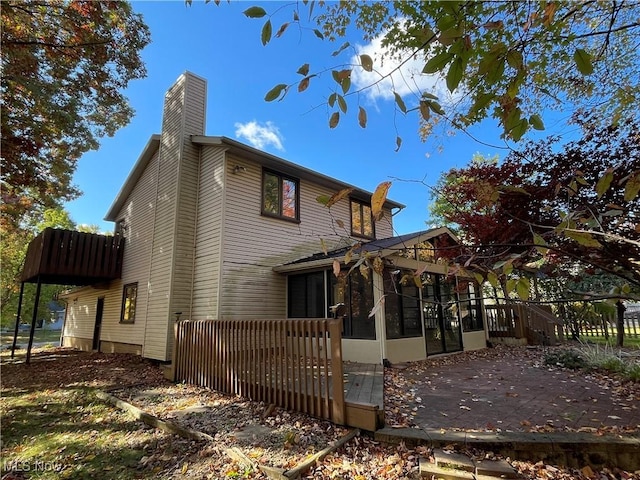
92, 297, 104, 351
422, 275, 462, 356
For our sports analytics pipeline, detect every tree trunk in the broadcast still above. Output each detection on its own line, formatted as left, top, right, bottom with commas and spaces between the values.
616, 300, 626, 347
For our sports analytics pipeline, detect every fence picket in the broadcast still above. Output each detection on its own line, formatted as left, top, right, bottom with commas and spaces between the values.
172, 318, 344, 424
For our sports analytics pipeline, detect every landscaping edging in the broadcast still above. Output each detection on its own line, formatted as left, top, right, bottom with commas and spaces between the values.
95, 390, 214, 442
375, 427, 640, 471
95, 389, 360, 479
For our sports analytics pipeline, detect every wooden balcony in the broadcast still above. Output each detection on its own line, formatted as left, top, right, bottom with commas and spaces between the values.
19, 228, 124, 285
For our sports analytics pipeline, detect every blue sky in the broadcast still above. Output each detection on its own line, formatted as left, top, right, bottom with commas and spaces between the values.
65, 1, 573, 235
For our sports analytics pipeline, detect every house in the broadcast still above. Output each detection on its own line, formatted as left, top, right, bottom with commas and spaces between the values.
60, 72, 488, 365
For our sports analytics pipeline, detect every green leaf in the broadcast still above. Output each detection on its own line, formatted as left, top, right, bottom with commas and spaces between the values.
506, 50, 523, 69
573, 48, 594, 75
261, 20, 272, 46
595, 168, 614, 199
313, 29, 324, 40
243, 6, 267, 18
509, 118, 529, 141
439, 26, 463, 45
358, 106, 367, 128
394, 92, 407, 113
360, 54, 373, 72
341, 77, 351, 95
337, 94, 347, 113
329, 111, 340, 128
422, 51, 452, 74
505, 278, 517, 295
473, 273, 485, 285
264, 83, 287, 102
427, 100, 444, 115
297, 63, 310, 76
624, 172, 640, 201
487, 271, 499, 288
471, 92, 494, 112
564, 230, 603, 248
328, 92, 337, 107
446, 57, 463, 92
533, 232, 548, 254
529, 114, 544, 130
516, 277, 530, 301
316, 194, 330, 206
395, 136, 402, 152
503, 261, 513, 276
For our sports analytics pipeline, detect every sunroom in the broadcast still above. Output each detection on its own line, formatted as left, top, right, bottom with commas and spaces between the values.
274, 228, 488, 364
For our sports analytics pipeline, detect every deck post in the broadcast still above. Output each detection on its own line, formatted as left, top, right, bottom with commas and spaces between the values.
329, 318, 345, 425
10, 282, 25, 358
26, 277, 42, 365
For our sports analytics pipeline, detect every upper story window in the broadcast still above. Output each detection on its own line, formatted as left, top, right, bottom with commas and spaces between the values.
262, 170, 299, 221
350, 199, 374, 238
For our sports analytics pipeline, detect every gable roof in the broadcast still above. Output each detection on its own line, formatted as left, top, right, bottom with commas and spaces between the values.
273, 227, 459, 273
105, 134, 404, 222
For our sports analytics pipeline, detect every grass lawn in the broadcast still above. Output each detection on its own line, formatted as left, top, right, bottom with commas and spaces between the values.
579, 334, 640, 349
0, 348, 196, 479
0, 328, 62, 346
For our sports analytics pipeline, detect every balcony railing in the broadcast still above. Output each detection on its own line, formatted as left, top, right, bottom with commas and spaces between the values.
20, 228, 124, 285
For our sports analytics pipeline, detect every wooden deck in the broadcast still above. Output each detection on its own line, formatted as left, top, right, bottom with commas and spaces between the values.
343, 362, 385, 431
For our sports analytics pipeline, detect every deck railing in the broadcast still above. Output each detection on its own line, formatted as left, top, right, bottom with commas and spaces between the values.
171, 318, 345, 425
486, 304, 562, 345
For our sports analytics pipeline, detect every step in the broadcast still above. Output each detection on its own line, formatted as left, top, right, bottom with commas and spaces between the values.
419, 449, 521, 479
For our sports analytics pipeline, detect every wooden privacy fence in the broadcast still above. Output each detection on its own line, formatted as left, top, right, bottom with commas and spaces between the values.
486, 304, 563, 345
171, 318, 345, 425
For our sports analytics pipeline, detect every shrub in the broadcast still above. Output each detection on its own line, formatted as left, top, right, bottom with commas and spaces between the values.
626, 363, 640, 382
544, 349, 587, 370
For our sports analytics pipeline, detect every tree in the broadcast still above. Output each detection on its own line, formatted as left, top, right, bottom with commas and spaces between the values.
429, 115, 639, 344
0, 207, 98, 329
212, 1, 640, 144
1, 1, 150, 231
431, 115, 639, 287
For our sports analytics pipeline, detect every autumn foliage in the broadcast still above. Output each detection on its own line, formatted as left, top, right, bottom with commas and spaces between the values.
433, 115, 640, 288
1, 0, 150, 230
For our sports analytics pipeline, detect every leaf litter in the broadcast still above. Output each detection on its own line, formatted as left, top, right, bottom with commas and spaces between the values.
2, 345, 639, 479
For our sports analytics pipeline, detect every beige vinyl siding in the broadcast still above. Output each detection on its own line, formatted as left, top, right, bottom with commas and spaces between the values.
219, 154, 379, 319
191, 146, 226, 319
62, 286, 108, 344
144, 73, 206, 360
374, 208, 394, 239
98, 150, 159, 346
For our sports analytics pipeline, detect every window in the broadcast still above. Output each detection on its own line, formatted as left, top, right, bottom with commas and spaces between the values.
350, 200, 374, 238
331, 269, 375, 339
384, 269, 422, 339
262, 170, 299, 221
459, 283, 484, 332
120, 283, 138, 324
288, 272, 326, 318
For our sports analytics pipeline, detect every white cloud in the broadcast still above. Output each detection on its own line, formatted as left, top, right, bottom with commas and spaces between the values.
234, 120, 284, 151
350, 34, 459, 107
